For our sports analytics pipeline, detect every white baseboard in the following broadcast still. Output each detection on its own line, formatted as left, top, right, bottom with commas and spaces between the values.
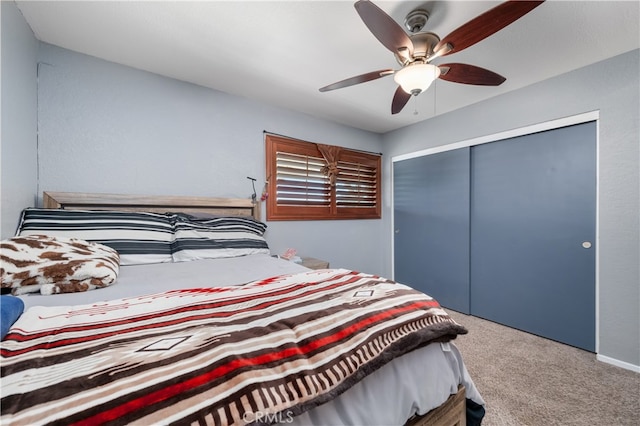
597, 354, 640, 373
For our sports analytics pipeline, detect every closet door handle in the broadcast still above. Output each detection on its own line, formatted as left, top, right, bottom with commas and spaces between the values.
582, 241, 592, 249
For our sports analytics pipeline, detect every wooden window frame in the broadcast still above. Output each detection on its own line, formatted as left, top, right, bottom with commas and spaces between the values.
265, 134, 381, 221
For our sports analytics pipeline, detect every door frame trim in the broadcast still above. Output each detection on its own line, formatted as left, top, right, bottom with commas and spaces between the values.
391, 110, 600, 352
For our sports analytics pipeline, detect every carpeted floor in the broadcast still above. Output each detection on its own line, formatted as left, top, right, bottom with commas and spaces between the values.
447, 310, 640, 426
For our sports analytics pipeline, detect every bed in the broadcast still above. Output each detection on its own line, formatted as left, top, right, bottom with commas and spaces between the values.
0, 191, 485, 426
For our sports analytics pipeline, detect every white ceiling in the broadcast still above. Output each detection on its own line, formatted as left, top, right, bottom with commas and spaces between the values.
16, 0, 640, 134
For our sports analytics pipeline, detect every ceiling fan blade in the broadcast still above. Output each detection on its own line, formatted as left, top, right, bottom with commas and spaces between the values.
319, 69, 394, 92
391, 86, 412, 114
434, 1, 544, 56
354, 0, 414, 57
438, 63, 506, 86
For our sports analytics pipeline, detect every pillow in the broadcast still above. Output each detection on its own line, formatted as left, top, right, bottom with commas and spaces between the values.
17, 208, 174, 265
172, 216, 269, 262
0, 235, 120, 295
174, 214, 268, 235
0, 295, 25, 340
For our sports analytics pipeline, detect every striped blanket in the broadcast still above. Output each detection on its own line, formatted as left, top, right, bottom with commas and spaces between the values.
1, 269, 467, 426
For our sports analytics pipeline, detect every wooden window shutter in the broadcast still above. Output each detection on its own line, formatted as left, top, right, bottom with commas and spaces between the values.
265, 134, 381, 221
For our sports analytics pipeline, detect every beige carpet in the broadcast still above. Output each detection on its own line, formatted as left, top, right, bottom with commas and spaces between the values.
447, 310, 640, 426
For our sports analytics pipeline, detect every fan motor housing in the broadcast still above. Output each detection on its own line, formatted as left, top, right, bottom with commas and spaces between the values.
395, 31, 441, 65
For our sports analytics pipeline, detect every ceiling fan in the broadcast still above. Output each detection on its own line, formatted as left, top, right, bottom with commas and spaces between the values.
319, 0, 545, 114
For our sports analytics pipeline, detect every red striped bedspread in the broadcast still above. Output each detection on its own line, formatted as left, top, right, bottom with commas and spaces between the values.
1, 269, 467, 426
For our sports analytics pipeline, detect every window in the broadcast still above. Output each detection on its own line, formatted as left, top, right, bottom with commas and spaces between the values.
265, 134, 381, 221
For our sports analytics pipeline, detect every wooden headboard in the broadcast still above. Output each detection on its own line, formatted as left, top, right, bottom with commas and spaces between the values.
43, 192, 261, 221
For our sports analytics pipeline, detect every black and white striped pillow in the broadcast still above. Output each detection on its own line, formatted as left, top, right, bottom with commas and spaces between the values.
17, 208, 174, 265
171, 215, 270, 262
173, 214, 268, 235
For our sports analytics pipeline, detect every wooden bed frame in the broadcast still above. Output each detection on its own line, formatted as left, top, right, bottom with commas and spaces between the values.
43, 191, 261, 221
407, 385, 466, 426
42, 191, 467, 426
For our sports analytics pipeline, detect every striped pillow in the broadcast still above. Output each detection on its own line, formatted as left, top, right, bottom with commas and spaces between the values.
173, 214, 268, 235
17, 208, 174, 265
171, 215, 270, 262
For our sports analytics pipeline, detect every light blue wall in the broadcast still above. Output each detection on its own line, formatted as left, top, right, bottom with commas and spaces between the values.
1, 1, 38, 238
35, 43, 385, 275
381, 49, 640, 369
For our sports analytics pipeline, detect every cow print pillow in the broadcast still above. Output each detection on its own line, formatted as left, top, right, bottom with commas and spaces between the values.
0, 235, 120, 296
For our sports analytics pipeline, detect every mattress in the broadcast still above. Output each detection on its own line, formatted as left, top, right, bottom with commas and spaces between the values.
9, 254, 484, 425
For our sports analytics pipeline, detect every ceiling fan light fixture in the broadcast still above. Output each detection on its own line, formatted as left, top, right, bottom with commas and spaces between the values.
394, 63, 441, 95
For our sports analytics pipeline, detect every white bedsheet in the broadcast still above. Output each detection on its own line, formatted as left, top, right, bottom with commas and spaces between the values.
18, 254, 309, 310
15, 254, 484, 424
293, 342, 483, 425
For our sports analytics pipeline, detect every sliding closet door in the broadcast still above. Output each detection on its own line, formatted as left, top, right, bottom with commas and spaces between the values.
393, 148, 470, 313
470, 122, 596, 351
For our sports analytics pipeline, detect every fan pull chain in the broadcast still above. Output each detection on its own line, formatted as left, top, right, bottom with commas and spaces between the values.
413, 96, 419, 115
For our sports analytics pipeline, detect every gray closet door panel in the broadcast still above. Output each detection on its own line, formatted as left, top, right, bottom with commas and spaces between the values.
470, 122, 596, 351
393, 148, 470, 313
